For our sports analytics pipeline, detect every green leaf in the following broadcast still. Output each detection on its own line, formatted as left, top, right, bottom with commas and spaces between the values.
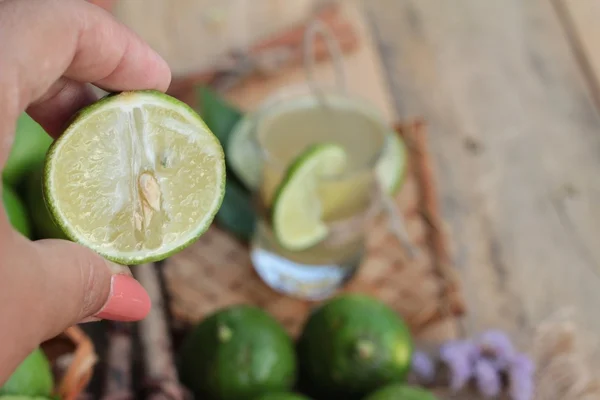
215, 173, 256, 242
3, 113, 53, 188
196, 86, 243, 152
194, 85, 256, 241
0, 348, 54, 398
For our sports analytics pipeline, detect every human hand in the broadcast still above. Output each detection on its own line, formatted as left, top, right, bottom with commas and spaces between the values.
0, 0, 172, 384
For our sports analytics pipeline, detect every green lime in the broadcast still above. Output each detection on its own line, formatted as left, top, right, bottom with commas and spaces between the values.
271, 143, 346, 251
42, 90, 226, 264
377, 132, 408, 195
25, 162, 67, 240
178, 305, 297, 400
0, 348, 54, 397
363, 384, 437, 400
2, 183, 31, 238
297, 294, 414, 399
3, 113, 53, 186
252, 393, 311, 400
0, 397, 50, 400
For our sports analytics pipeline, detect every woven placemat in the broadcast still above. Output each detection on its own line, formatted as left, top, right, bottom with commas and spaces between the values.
163, 119, 465, 338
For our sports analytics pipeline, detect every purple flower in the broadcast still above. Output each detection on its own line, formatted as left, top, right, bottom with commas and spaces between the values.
478, 330, 516, 370
507, 353, 535, 400
440, 340, 478, 391
474, 358, 502, 398
411, 350, 436, 384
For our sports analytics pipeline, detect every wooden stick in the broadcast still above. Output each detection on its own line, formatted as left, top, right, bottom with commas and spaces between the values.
133, 264, 190, 400
401, 120, 467, 319
102, 322, 134, 400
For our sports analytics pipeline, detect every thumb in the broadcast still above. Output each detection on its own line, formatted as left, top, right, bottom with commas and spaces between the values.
8, 234, 151, 342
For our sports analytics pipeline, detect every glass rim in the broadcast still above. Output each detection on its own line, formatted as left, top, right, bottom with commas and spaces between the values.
248, 83, 390, 181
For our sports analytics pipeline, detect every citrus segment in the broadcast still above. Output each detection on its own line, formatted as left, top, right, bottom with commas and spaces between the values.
271, 144, 346, 251
43, 90, 225, 264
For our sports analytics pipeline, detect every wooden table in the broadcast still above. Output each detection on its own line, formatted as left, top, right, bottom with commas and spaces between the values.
110, 0, 600, 383
83, 1, 600, 398
365, 0, 600, 361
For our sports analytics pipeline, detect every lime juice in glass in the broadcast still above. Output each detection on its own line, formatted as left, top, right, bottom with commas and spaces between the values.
244, 85, 394, 300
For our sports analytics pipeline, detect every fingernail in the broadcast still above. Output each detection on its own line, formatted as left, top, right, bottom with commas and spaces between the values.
107, 261, 132, 276
95, 274, 151, 321
80, 317, 101, 324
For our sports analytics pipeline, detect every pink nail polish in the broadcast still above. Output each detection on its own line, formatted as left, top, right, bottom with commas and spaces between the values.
95, 274, 151, 321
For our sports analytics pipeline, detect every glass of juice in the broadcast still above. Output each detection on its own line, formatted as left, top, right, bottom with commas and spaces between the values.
248, 83, 389, 300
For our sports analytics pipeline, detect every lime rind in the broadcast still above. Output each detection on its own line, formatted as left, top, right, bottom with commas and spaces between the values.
272, 144, 347, 251
376, 132, 408, 195
43, 90, 226, 264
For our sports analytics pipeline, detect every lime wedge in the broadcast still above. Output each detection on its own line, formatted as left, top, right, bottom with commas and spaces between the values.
272, 144, 346, 251
43, 90, 226, 264
226, 115, 262, 190
377, 132, 408, 195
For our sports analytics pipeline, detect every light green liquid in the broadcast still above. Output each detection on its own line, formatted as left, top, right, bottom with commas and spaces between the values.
257, 96, 386, 219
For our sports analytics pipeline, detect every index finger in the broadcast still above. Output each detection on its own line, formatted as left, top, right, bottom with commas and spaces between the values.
0, 0, 171, 115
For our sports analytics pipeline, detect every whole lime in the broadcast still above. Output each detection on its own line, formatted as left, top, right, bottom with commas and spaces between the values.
363, 384, 437, 400
178, 305, 297, 400
3, 113, 52, 186
297, 294, 413, 399
252, 393, 311, 400
2, 183, 31, 238
0, 348, 54, 397
24, 162, 67, 240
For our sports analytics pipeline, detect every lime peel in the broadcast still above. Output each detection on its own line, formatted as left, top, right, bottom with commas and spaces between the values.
272, 143, 347, 251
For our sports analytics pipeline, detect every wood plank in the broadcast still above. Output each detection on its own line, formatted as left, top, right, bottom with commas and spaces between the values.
553, 0, 600, 110
365, 0, 600, 362
113, 0, 320, 77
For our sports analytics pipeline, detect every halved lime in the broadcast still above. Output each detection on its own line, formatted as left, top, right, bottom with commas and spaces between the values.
377, 132, 408, 195
43, 90, 226, 264
272, 144, 346, 251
